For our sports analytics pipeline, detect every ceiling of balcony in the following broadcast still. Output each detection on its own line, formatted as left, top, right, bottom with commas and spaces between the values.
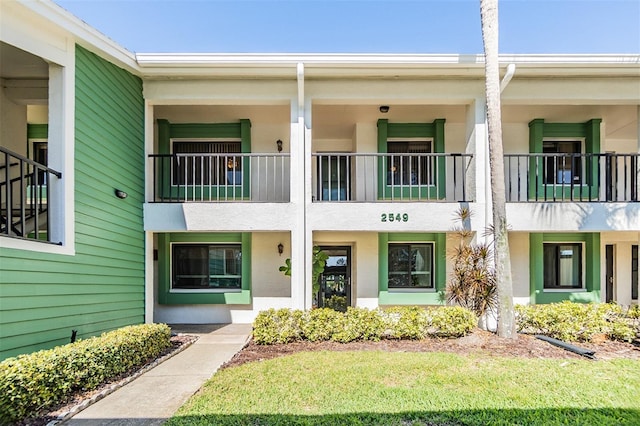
312, 104, 468, 140
0, 42, 48, 79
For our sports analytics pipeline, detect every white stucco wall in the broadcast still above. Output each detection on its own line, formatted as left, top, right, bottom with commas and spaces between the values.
252, 232, 292, 298
0, 87, 27, 153
509, 232, 532, 305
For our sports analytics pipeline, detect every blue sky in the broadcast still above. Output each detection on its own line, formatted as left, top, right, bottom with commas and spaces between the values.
54, 0, 640, 54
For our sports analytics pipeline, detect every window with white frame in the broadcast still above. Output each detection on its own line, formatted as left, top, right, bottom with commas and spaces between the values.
388, 243, 434, 289
172, 244, 242, 290
543, 243, 583, 289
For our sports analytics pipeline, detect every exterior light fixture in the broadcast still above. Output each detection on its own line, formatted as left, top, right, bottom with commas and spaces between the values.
379, 105, 390, 113
276, 139, 283, 152
277, 243, 284, 256
114, 189, 128, 199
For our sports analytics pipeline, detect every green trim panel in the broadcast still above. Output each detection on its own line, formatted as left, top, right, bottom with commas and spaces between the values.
377, 119, 446, 199
0, 45, 145, 360
27, 124, 48, 140
378, 233, 446, 305
528, 119, 601, 200
529, 233, 600, 304
158, 233, 252, 305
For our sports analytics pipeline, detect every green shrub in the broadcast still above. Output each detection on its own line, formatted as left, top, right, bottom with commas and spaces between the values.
331, 308, 385, 343
627, 304, 640, 319
0, 323, 171, 424
428, 306, 478, 337
252, 308, 304, 344
253, 306, 476, 345
515, 301, 635, 342
301, 308, 343, 342
383, 306, 430, 339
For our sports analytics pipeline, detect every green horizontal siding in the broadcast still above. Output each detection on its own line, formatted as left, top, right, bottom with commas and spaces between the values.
0, 45, 145, 360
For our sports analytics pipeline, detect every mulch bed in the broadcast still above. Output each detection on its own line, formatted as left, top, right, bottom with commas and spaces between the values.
221, 330, 640, 370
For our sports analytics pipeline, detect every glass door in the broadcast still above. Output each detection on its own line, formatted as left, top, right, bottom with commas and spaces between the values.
317, 246, 351, 311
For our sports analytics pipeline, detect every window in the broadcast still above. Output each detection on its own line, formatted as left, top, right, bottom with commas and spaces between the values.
633, 245, 638, 300
387, 140, 433, 185
388, 243, 433, 289
172, 141, 241, 186
31, 141, 48, 185
172, 244, 242, 290
543, 243, 583, 289
543, 140, 582, 185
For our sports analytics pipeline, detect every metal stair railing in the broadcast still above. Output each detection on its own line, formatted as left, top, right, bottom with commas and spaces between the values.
0, 145, 61, 243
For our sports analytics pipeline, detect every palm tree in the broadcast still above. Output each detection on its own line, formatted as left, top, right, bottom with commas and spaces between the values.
480, 0, 516, 338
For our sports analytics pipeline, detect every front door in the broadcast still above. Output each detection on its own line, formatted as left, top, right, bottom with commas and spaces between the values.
605, 244, 614, 303
318, 246, 351, 311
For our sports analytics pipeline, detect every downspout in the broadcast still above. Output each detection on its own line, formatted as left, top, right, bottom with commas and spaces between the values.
500, 63, 516, 93
484, 63, 516, 251
297, 63, 304, 118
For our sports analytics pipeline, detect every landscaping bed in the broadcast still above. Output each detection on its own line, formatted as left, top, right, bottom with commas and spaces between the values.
12, 333, 197, 426
223, 328, 640, 370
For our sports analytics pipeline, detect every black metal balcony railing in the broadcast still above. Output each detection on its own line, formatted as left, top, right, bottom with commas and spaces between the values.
504, 153, 639, 202
149, 153, 290, 202
0, 146, 61, 243
313, 153, 473, 202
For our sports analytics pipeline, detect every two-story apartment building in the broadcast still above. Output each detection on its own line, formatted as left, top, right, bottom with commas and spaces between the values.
1, 0, 639, 358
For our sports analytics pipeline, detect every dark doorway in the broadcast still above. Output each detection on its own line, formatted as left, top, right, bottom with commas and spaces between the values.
318, 155, 350, 201
605, 245, 614, 303
318, 246, 351, 311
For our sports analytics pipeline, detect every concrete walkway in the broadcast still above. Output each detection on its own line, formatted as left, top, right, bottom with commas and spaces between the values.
64, 323, 252, 426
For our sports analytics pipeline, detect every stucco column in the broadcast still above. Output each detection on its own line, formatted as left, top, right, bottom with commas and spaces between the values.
289, 63, 310, 310
466, 97, 491, 244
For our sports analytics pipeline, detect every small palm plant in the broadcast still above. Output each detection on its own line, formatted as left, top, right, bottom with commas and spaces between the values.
279, 246, 328, 305
447, 207, 497, 329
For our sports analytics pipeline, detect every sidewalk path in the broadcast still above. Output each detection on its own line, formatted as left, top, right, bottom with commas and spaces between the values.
64, 323, 252, 425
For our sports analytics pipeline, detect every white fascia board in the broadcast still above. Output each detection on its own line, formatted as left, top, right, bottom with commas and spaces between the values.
136, 53, 640, 79
136, 53, 483, 65
15, 0, 139, 76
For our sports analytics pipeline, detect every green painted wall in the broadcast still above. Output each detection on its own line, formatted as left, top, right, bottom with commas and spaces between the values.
0, 45, 145, 360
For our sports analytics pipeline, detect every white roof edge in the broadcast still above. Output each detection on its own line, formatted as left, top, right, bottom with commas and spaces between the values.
136, 53, 640, 67
21, 0, 139, 75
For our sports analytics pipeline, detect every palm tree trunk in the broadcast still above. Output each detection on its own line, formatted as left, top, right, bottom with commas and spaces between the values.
480, 0, 516, 338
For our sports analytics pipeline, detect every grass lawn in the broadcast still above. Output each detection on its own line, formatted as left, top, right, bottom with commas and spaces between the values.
167, 351, 640, 425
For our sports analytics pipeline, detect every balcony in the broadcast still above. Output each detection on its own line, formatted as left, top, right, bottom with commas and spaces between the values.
312, 153, 473, 202
149, 153, 290, 202
504, 153, 639, 202
0, 146, 61, 243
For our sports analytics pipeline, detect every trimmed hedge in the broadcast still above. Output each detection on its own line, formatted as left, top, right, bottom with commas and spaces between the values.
515, 301, 636, 342
252, 306, 477, 345
0, 323, 171, 424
